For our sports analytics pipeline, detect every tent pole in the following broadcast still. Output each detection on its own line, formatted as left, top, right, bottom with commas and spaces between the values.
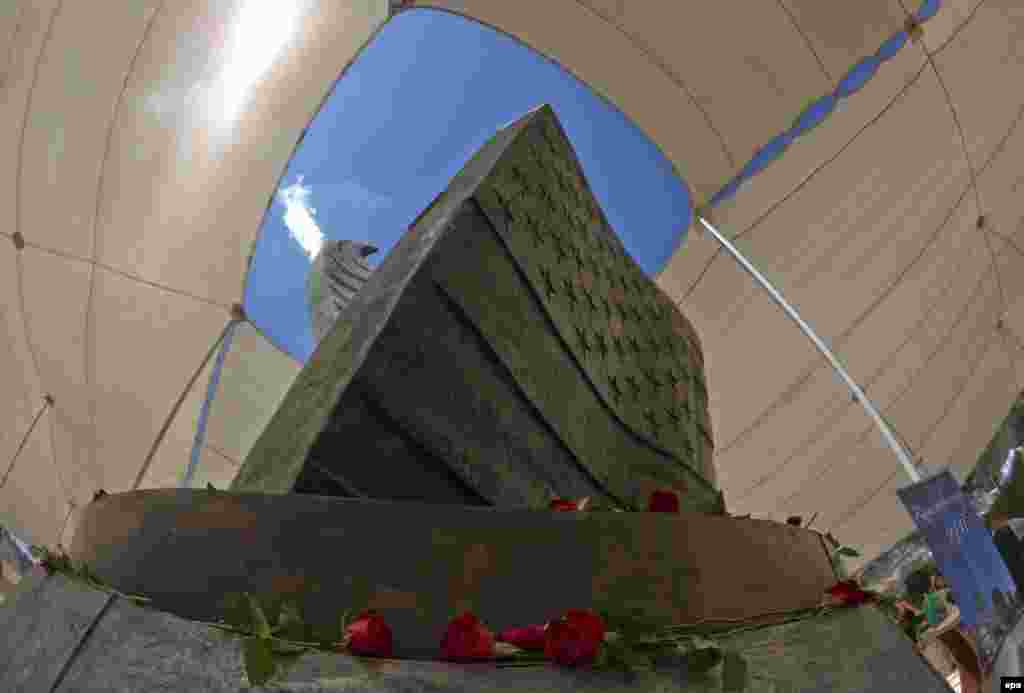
182, 319, 241, 488
696, 216, 921, 483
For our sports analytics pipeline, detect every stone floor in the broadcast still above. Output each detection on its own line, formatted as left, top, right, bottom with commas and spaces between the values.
1, 571, 958, 692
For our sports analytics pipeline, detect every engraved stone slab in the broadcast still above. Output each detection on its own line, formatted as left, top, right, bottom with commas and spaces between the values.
472, 108, 714, 486
232, 105, 720, 514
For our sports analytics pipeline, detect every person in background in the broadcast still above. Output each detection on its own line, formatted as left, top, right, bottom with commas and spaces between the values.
988, 512, 1024, 592
924, 573, 952, 626
895, 598, 927, 641
895, 592, 959, 680
905, 568, 933, 608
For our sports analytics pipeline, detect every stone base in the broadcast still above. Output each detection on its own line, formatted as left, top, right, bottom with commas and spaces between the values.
70, 490, 838, 653
2, 574, 954, 692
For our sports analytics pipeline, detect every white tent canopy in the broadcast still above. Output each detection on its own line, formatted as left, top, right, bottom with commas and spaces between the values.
2, 0, 1022, 568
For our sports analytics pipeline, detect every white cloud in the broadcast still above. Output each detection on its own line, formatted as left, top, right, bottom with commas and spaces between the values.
278, 175, 324, 260
276, 176, 391, 261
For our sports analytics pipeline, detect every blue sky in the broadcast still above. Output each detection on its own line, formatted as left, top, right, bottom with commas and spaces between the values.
244, 9, 692, 362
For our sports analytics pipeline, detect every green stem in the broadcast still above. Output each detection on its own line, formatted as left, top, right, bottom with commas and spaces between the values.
55, 571, 152, 605
201, 621, 327, 650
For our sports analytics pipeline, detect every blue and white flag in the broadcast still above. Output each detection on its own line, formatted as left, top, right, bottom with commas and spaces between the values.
898, 469, 1023, 671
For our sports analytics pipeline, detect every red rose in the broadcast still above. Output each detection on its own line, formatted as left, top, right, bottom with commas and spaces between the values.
647, 488, 680, 513
441, 612, 495, 661
497, 623, 547, 651
544, 610, 605, 666
564, 609, 605, 642
549, 497, 590, 511
550, 498, 579, 512
345, 610, 393, 657
826, 580, 873, 606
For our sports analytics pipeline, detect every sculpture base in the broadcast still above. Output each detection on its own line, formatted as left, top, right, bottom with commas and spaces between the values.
69, 489, 836, 655
1, 573, 954, 692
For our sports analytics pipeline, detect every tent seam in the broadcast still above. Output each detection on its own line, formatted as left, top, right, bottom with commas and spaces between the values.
567, 0, 737, 169
23, 240, 232, 310
741, 264, 992, 504
715, 86, 1024, 458
10, 0, 65, 543
772, 0, 833, 83
780, 274, 998, 507
910, 0, 1022, 417
832, 469, 903, 531
749, 255, 984, 501
682, 61, 930, 300
796, 289, 1004, 524
833, 319, 1009, 531
81, 0, 169, 512
720, 173, 975, 457
0, 2, 24, 89
129, 320, 234, 491
12, 252, 45, 418
682, 0, 983, 299
45, 394, 71, 528
205, 443, 241, 467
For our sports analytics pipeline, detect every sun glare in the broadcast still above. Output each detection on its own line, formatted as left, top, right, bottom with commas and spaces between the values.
212, 0, 303, 130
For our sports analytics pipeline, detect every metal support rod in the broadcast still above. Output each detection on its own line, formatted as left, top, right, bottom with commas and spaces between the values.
697, 216, 921, 483
1, 395, 53, 488
182, 318, 241, 487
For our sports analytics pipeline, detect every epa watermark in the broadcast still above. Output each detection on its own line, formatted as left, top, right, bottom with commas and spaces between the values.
1002, 676, 1024, 690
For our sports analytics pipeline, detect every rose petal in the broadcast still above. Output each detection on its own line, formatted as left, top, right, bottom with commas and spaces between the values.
441, 612, 495, 660
497, 624, 547, 651
825, 581, 873, 606
647, 489, 680, 513
564, 609, 605, 643
827, 580, 859, 599
845, 588, 873, 605
550, 498, 579, 512
544, 618, 600, 666
346, 610, 393, 657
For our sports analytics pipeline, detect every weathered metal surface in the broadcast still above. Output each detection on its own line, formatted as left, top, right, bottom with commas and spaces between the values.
71, 490, 835, 659
333, 207, 619, 508
231, 105, 719, 513
434, 201, 718, 512
230, 112, 549, 498
308, 240, 378, 346
3, 572, 951, 692
473, 108, 713, 485
292, 377, 493, 506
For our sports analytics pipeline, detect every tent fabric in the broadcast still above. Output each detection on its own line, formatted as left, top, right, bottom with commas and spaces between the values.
0, 0, 376, 546
3, 0, 1023, 570
412, 0, 1024, 568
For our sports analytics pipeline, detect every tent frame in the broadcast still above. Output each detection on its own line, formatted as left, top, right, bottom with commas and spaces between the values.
697, 216, 922, 484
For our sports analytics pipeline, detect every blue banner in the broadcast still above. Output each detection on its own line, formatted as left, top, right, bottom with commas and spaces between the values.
0, 525, 39, 575
898, 469, 1023, 670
